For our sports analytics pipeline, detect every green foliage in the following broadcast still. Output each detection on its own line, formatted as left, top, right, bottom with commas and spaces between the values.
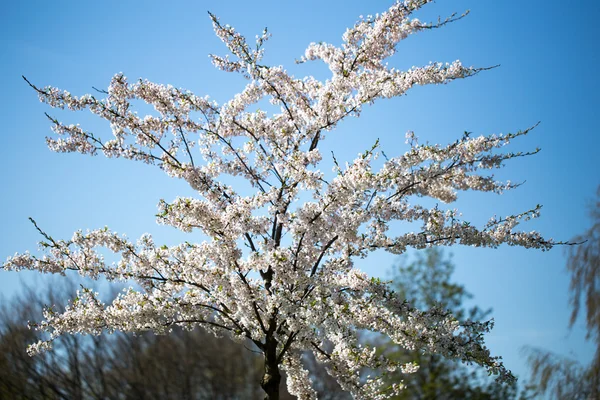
377, 248, 533, 400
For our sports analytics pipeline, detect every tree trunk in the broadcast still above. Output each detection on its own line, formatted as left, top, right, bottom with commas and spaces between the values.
261, 336, 281, 400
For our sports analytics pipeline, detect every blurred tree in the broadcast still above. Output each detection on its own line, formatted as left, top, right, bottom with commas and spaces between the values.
0, 280, 296, 399
524, 186, 600, 399
376, 248, 534, 399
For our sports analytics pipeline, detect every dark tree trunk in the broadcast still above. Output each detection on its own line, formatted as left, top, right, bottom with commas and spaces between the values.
261, 336, 281, 400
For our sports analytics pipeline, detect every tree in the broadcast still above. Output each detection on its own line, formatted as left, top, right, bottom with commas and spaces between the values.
0, 280, 293, 399
4, 1, 562, 398
378, 248, 533, 399
524, 186, 600, 399
0, 281, 125, 400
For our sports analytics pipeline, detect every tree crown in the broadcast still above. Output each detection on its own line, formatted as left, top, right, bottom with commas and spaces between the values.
5, 1, 562, 398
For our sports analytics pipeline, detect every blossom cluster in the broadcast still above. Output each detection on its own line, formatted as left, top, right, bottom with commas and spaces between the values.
7, 1, 558, 398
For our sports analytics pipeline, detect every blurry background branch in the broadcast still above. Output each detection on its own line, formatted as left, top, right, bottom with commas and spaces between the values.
524, 186, 600, 399
0, 279, 290, 400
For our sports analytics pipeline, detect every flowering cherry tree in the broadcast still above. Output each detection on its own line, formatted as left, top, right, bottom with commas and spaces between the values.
5, 1, 560, 399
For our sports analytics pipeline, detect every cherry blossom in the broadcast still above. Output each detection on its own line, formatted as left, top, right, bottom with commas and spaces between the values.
6, 1, 563, 399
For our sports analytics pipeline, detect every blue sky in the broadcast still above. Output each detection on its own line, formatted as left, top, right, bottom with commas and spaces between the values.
1, 0, 599, 389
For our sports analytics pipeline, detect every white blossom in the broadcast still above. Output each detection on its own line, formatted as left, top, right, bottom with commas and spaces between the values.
8, 1, 561, 398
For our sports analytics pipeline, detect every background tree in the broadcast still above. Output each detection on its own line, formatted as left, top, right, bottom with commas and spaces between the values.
3, 0, 563, 398
0, 281, 122, 400
0, 280, 295, 399
376, 248, 534, 399
524, 186, 600, 399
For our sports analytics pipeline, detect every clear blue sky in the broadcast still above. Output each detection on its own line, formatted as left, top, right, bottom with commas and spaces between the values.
1, 0, 599, 388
